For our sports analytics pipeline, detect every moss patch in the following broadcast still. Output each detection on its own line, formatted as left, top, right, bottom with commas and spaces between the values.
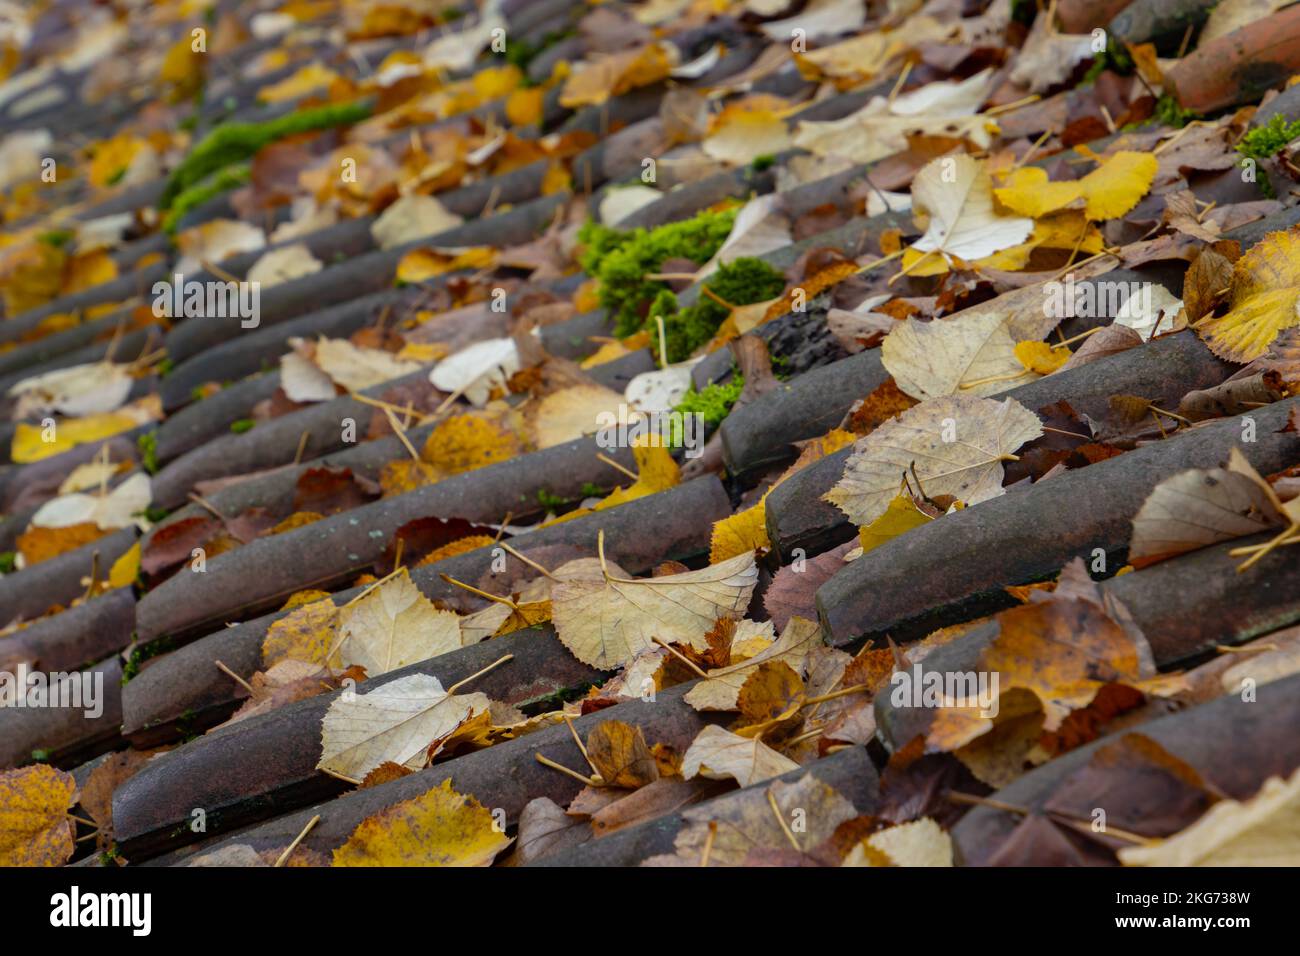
578, 208, 737, 337
161, 100, 371, 209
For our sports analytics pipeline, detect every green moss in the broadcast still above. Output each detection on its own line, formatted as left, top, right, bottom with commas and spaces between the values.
144, 506, 170, 524
30, 749, 51, 763
156, 357, 174, 377
121, 636, 173, 684
536, 487, 570, 510
750, 154, 776, 172
1238, 113, 1300, 159
229, 418, 255, 434
1010, 0, 1037, 25
580, 482, 606, 497
39, 229, 74, 248
0, 551, 14, 574
137, 431, 159, 474
161, 162, 251, 233
674, 374, 745, 432
649, 257, 787, 363
161, 100, 372, 209
1155, 93, 1199, 129
579, 209, 738, 337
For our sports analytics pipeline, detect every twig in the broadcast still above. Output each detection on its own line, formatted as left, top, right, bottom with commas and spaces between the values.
447, 653, 514, 695
274, 814, 321, 867
767, 789, 801, 850
215, 659, 256, 696
535, 752, 601, 786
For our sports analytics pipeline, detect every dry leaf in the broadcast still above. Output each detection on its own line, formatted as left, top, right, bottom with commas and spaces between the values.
825, 395, 1043, 527
551, 551, 757, 669
333, 779, 511, 866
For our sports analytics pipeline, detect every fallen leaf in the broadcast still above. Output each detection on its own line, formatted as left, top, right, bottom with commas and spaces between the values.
826, 395, 1043, 527
681, 724, 799, 787
0, 765, 77, 867
318, 672, 485, 779
551, 551, 757, 669
333, 779, 511, 866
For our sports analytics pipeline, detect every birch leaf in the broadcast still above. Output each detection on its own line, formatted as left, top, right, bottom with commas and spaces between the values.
550, 551, 758, 669
685, 617, 821, 712
882, 311, 1037, 401
318, 673, 483, 779
337, 570, 463, 676
1129, 449, 1285, 568
332, 779, 511, 866
909, 155, 1033, 266
825, 396, 1043, 527
1196, 227, 1300, 362
680, 725, 798, 787
1120, 766, 1300, 866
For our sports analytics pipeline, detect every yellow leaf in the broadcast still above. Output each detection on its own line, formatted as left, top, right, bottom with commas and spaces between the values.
858, 494, 934, 553
16, 522, 108, 565
63, 250, 118, 294
108, 541, 140, 589
540, 162, 570, 195
421, 410, 526, 475
471, 64, 522, 101
159, 35, 205, 101
574, 278, 601, 313
710, 497, 770, 563
378, 458, 440, 497
333, 779, 511, 866
283, 589, 331, 610
258, 63, 342, 103
0, 765, 78, 866
395, 246, 496, 283
505, 87, 545, 126
417, 534, 497, 565
1013, 340, 1071, 374
1197, 227, 1300, 362
1076, 151, 1159, 220
0, 240, 65, 313
11, 411, 138, 463
994, 151, 1157, 221
593, 439, 680, 511
262, 598, 341, 667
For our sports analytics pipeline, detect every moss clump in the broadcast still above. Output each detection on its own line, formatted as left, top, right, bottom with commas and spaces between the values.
578, 209, 737, 337
649, 257, 787, 363
161, 100, 372, 209
675, 374, 744, 428
0, 551, 14, 574
229, 418, 255, 434
161, 162, 251, 233
750, 154, 776, 172
1155, 93, 1199, 129
121, 636, 174, 684
137, 431, 159, 474
1238, 113, 1300, 158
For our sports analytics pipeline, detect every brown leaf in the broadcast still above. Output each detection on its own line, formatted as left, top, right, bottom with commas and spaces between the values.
587, 720, 660, 789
